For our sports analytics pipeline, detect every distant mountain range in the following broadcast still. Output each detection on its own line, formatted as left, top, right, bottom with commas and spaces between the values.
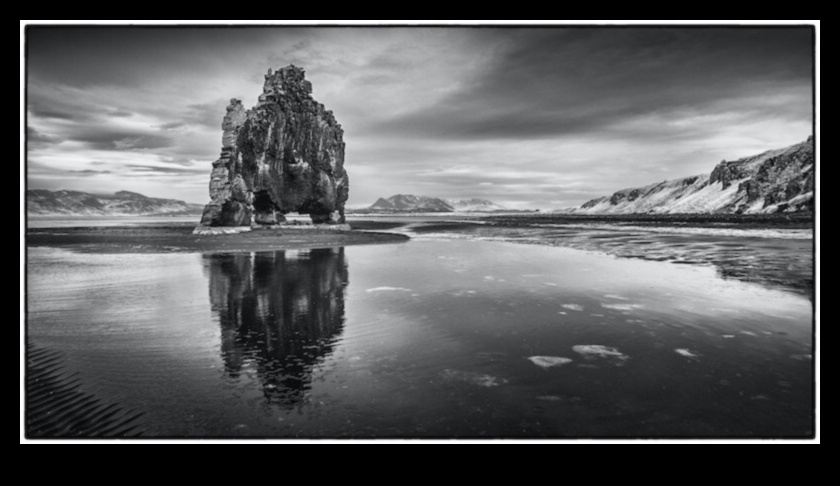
27, 190, 204, 216
361, 195, 507, 213
448, 198, 509, 212
564, 137, 814, 215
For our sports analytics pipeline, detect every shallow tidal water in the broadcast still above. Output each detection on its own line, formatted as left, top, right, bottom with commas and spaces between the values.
26, 238, 814, 438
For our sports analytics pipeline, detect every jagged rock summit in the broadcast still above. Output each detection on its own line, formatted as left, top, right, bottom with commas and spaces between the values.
198, 65, 348, 228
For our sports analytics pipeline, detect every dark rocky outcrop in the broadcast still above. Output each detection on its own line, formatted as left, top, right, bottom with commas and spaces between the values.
580, 196, 609, 210
740, 140, 814, 212
199, 65, 348, 227
710, 160, 750, 189
739, 179, 762, 204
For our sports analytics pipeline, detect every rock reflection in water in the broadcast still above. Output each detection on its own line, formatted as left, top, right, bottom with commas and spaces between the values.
204, 248, 348, 408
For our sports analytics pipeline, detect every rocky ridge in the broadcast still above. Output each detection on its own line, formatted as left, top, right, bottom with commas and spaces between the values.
198, 65, 348, 228
365, 195, 505, 213
369, 195, 454, 213
27, 189, 203, 216
447, 198, 507, 212
572, 137, 814, 215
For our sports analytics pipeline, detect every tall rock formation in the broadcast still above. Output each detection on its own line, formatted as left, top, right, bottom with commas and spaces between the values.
199, 65, 349, 227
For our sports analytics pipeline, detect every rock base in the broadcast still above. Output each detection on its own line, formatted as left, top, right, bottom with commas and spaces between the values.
193, 224, 352, 235
253, 223, 352, 231
192, 226, 253, 236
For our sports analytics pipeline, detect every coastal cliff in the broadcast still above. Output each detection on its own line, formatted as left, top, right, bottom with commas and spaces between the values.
572, 137, 814, 215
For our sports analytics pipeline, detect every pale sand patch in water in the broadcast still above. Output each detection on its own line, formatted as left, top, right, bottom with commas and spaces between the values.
528, 356, 574, 369
675, 349, 700, 358
601, 303, 645, 311
573, 345, 629, 364
441, 370, 508, 388
366, 287, 412, 293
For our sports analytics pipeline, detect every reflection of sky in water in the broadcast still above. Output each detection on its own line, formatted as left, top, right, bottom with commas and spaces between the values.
27, 239, 814, 437
406, 222, 814, 298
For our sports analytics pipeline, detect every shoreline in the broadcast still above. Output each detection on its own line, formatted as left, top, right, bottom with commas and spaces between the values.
26, 225, 410, 254
481, 212, 815, 230
24, 218, 813, 298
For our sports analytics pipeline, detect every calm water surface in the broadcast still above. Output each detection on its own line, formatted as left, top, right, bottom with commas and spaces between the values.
27, 238, 814, 438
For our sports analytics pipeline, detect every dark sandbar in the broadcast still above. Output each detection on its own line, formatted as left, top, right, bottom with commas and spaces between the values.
26, 225, 409, 254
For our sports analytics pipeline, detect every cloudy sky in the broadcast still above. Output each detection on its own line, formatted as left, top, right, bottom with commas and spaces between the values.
25, 24, 814, 209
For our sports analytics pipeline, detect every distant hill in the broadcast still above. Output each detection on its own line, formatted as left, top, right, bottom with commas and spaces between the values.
27, 190, 204, 217
565, 137, 814, 215
362, 194, 506, 213
369, 195, 454, 212
446, 198, 507, 212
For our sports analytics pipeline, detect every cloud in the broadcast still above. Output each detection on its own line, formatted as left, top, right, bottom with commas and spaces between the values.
27, 27, 281, 88
126, 164, 207, 175
26, 81, 221, 173
28, 97, 88, 121
27, 161, 110, 177
72, 169, 111, 175
365, 28, 812, 142
184, 101, 228, 128
69, 131, 175, 151
157, 121, 187, 130
156, 156, 203, 167
27, 126, 62, 146
27, 82, 122, 123
417, 166, 564, 186
107, 109, 134, 118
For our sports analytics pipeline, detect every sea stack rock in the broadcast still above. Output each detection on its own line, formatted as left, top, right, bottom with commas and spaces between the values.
198, 65, 348, 228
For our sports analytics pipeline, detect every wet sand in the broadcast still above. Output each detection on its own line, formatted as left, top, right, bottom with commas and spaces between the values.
482, 213, 815, 230
399, 218, 814, 298
26, 225, 409, 254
